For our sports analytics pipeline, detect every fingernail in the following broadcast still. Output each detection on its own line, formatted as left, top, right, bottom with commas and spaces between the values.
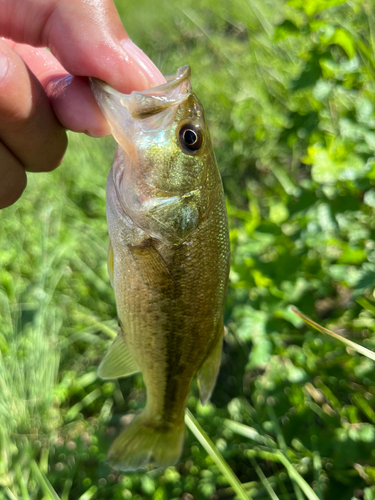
85, 129, 109, 138
45, 74, 73, 100
121, 39, 166, 87
0, 52, 9, 81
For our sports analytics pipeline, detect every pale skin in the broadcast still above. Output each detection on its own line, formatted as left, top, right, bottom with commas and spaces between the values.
0, 0, 166, 209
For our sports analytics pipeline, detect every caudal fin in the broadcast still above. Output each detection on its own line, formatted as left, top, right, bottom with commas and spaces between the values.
108, 410, 185, 471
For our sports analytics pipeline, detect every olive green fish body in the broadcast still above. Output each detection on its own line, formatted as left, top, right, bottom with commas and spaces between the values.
91, 66, 230, 471
108, 169, 229, 421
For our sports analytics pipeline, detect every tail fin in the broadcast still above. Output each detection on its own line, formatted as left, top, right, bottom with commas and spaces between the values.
108, 410, 185, 471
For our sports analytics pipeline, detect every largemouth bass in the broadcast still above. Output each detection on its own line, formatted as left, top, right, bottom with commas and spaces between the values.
90, 66, 230, 471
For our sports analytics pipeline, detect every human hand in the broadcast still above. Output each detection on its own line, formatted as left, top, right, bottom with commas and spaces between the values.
0, 0, 165, 209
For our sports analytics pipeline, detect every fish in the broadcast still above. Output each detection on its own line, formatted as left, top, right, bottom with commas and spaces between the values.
90, 66, 230, 471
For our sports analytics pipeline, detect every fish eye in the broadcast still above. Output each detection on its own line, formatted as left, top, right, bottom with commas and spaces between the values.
178, 124, 203, 153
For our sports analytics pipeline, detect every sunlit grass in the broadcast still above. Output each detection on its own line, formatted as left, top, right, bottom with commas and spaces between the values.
185, 409, 252, 500
2, 0, 375, 497
292, 307, 375, 362
224, 418, 321, 500
0, 133, 113, 498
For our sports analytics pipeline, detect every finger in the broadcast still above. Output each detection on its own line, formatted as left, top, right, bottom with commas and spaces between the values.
2, 39, 67, 84
0, 40, 67, 172
0, 0, 166, 92
46, 76, 111, 137
0, 141, 27, 209
5, 41, 110, 136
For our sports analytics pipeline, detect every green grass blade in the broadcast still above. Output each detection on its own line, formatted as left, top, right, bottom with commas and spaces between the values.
30, 460, 61, 500
267, 406, 303, 500
65, 388, 101, 422
356, 297, 375, 316
15, 464, 30, 500
223, 419, 277, 448
312, 450, 323, 500
276, 453, 320, 500
39, 447, 49, 474
247, 450, 320, 500
72, 311, 117, 339
227, 419, 319, 500
250, 459, 280, 500
292, 307, 375, 361
267, 406, 287, 452
185, 409, 252, 500
61, 479, 73, 500
77, 486, 98, 500
4, 489, 18, 500
352, 393, 375, 425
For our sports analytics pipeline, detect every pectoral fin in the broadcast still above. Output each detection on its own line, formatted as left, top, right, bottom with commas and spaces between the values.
129, 240, 176, 294
98, 333, 139, 379
107, 240, 114, 287
197, 328, 225, 405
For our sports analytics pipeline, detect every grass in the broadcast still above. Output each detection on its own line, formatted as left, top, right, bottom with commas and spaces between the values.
292, 307, 375, 362
2, 0, 375, 498
185, 409, 252, 500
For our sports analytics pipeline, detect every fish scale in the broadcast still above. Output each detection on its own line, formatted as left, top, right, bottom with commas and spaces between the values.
90, 65, 230, 471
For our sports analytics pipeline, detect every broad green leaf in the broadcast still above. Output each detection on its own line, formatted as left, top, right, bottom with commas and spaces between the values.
324, 28, 356, 58
306, 145, 369, 184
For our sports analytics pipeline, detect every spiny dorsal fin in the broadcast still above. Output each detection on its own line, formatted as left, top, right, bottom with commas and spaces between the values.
98, 332, 139, 379
197, 327, 225, 405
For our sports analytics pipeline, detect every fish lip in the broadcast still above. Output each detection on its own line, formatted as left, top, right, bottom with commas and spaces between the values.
137, 65, 191, 95
89, 66, 192, 120
90, 65, 191, 98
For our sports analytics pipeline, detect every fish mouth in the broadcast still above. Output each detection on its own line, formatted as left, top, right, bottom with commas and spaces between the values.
89, 66, 193, 157
130, 64, 191, 99
90, 65, 192, 120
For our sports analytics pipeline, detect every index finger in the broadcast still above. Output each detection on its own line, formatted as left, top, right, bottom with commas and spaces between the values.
0, 0, 166, 92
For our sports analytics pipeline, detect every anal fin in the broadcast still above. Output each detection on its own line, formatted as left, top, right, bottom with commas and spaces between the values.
98, 332, 139, 379
197, 327, 225, 405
